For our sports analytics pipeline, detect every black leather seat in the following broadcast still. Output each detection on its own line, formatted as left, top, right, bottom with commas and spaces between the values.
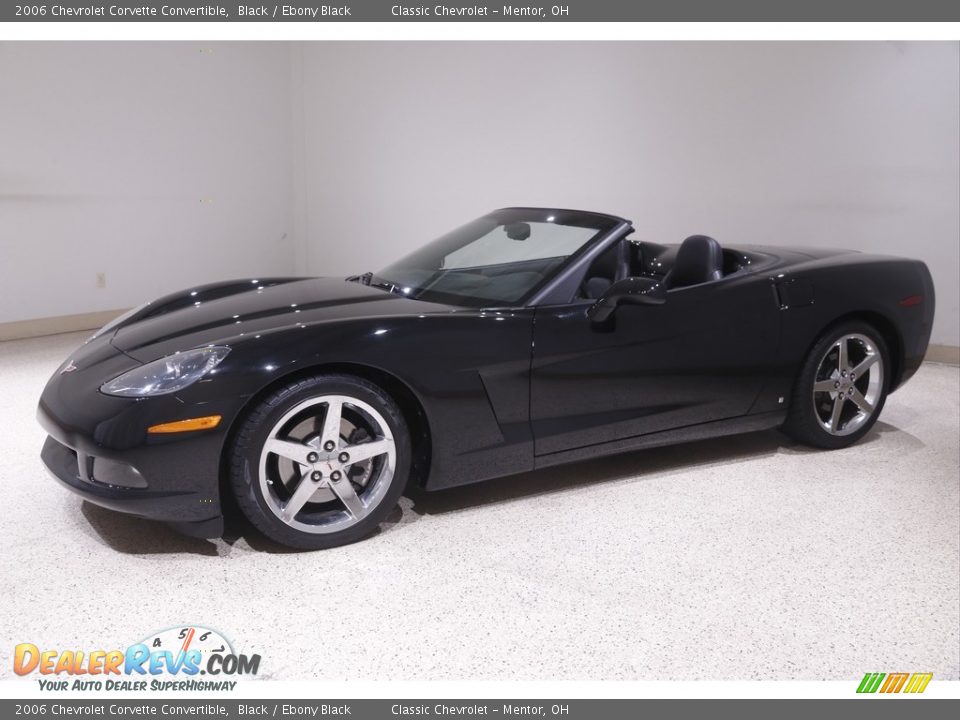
664, 235, 723, 289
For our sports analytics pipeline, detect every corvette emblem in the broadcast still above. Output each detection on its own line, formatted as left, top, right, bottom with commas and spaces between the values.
60, 361, 78, 374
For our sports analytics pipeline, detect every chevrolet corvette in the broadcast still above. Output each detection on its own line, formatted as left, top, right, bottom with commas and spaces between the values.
38, 208, 935, 549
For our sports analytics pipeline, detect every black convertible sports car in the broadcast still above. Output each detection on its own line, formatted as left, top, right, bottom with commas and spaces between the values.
38, 208, 935, 549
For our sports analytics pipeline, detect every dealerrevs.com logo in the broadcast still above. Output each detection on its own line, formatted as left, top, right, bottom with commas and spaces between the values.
14, 626, 261, 692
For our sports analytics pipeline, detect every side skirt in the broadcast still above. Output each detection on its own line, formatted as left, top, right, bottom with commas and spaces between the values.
533, 411, 787, 470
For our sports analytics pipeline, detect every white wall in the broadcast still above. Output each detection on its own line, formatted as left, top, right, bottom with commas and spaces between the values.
297, 42, 960, 346
2, 42, 957, 347
0, 42, 296, 323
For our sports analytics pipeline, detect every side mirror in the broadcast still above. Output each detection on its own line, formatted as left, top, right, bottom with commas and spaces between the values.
587, 276, 666, 323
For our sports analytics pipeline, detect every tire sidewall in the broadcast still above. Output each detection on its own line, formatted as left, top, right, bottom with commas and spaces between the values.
230, 375, 411, 550
790, 321, 890, 449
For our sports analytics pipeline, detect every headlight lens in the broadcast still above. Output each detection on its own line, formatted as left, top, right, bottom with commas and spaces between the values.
100, 347, 230, 397
87, 302, 150, 343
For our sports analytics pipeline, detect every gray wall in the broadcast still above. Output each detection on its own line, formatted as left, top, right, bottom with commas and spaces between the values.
297, 42, 960, 345
2, 42, 957, 346
0, 42, 296, 323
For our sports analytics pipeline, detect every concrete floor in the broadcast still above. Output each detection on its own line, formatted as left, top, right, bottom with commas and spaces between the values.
1, 331, 957, 681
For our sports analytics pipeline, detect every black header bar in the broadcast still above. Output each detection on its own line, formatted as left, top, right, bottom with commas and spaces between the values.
0, 699, 959, 720
4, 0, 960, 22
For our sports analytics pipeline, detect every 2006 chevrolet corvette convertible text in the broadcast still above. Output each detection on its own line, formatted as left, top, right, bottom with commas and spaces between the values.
38, 208, 935, 549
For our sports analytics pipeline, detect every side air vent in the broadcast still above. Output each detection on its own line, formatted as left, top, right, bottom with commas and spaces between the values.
774, 277, 814, 310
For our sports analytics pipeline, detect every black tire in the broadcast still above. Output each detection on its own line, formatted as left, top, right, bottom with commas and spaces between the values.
783, 321, 890, 450
228, 374, 411, 550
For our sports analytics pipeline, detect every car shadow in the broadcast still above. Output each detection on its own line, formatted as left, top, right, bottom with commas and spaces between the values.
227, 506, 405, 554
403, 420, 920, 517
80, 502, 222, 556
404, 428, 788, 517
76, 420, 921, 555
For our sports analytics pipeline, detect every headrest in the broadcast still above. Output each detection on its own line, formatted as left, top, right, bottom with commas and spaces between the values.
668, 235, 723, 288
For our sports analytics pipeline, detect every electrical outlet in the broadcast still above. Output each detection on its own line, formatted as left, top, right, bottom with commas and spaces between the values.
96, 272, 106, 289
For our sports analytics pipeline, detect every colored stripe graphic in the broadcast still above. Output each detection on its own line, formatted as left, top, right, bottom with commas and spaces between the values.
857, 672, 932, 694
880, 673, 909, 693
857, 673, 885, 693
904, 673, 933, 694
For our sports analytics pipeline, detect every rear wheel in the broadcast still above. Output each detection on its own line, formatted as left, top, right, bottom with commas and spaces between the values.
783, 322, 889, 449
229, 374, 410, 549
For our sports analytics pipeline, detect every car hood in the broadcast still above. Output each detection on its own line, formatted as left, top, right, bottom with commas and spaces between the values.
111, 277, 454, 362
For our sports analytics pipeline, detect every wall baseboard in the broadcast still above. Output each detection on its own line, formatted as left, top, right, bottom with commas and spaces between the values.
0, 309, 127, 342
926, 344, 960, 366
2, 311, 959, 367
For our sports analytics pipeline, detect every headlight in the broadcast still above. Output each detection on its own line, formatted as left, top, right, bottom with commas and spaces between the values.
87, 302, 150, 343
100, 347, 230, 397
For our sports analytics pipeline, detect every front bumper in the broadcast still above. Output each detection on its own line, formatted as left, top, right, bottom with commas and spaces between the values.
40, 432, 223, 538
36, 337, 231, 538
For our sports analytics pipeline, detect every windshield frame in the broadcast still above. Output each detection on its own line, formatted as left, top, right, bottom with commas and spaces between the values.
371, 207, 628, 308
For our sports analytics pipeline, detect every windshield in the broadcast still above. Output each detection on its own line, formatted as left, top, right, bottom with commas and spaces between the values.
371, 209, 618, 306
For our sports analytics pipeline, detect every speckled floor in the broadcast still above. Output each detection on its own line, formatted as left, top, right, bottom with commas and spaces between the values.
0, 331, 957, 681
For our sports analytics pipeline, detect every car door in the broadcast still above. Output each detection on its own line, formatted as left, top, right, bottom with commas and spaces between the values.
529, 274, 781, 456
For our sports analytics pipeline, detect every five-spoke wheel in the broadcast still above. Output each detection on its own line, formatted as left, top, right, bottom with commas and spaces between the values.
259, 394, 396, 532
812, 333, 884, 437
229, 375, 410, 549
784, 322, 889, 449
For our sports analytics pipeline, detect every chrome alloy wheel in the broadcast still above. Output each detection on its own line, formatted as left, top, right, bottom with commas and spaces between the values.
812, 333, 884, 437
257, 395, 396, 534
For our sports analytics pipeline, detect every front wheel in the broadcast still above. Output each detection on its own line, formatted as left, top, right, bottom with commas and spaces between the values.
228, 374, 411, 550
783, 322, 889, 450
